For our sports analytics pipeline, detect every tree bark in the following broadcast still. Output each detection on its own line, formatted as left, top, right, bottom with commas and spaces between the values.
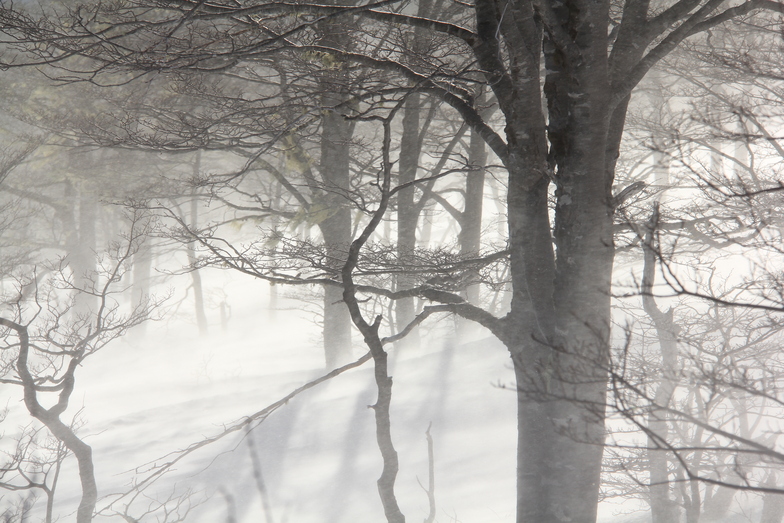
459, 102, 487, 307
317, 67, 354, 369
1, 318, 97, 523
478, 0, 615, 519
61, 178, 97, 316
188, 160, 208, 336
133, 237, 152, 337
642, 208, 680, 523
395, 92, 421, 348
761, 473, 784, 523
341, 118, 405, 523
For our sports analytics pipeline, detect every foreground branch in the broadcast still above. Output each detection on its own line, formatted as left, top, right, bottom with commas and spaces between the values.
341, 113, 405, 523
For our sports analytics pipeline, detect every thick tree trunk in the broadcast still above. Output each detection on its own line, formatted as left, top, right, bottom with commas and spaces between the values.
315, 12, 355, 369
548, 106, 613, 523
395, 92, 421, 348
496, 4, 614, 519
507, 167, 614, 523
318, 100, 354, 369
507, 178, 559, 523
761, 473, 784, 523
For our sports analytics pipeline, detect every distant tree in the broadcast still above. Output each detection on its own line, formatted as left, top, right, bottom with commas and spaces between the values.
601, 35, 784, 514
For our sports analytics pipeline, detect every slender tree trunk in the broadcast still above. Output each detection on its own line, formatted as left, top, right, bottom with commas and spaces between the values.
417, 198, 434, 248
74, 186, 98, 314
61, 179, 97, 316
44, 417, 97, 523
133, 237, 152, 336
459, 111, 487, 306
268, 181, 284, 322
642, 208, 680, 523
341, 121, 405, 523
188, 157, 208, 335
457, 115, 487, 337
188, 199, 208, 335
45, 444, 64, 523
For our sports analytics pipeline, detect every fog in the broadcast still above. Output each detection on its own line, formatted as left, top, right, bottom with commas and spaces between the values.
5, 271, 522, 522
2, 2, 784, 523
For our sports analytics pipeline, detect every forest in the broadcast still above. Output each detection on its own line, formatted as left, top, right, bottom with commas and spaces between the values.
1, 0, 784, 522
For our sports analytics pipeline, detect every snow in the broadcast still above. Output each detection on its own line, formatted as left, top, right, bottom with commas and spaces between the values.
3, 271, 527, 522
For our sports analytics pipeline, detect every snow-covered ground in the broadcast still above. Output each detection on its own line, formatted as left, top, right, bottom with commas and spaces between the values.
4, 271, 526, 522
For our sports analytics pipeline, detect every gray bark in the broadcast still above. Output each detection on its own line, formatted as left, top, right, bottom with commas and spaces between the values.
395, 92, 421, 348
61, 179, 97, 316
133, 238, 152, 336
761, 473, 784, 523
471, 0, 616, 518
317, 81, 354, 369
1, 318, 97, 523
459, 116, 487, 306
341, 120, 405, 523
311, 7, 357, 369
642, 208, 680, 523
188, 159, 208, 336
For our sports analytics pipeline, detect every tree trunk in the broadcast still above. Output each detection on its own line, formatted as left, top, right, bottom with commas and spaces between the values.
395, 92, 421, 348
494, 3, 614, 519
761, 473, 784, 523
314, 10, 356, 369
3, 318, 98, 523
642, 208, 680, 523
188, 199, 208, 336
74, 186, 97, 314
459, 105, 487, 306
43, 417, 97, 523
457, 117, 487, 337
318, 95, 354, 369
133, 237, 152, 336
188, 158, 208, 336
61, 179, 97, 316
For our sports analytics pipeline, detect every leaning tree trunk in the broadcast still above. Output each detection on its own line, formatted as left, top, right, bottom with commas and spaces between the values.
1, 318, 98, 523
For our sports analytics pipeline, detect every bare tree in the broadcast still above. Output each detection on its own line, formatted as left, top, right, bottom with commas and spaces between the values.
5, 2, 784, 522
0, 210, 163, 522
